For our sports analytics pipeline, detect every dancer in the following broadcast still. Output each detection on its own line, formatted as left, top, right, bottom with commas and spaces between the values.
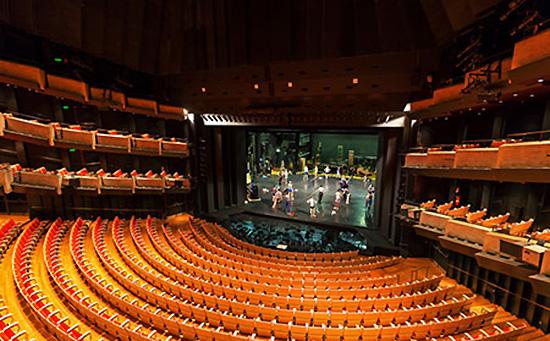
272, 187, 282, 208
307, 196, 317, 217
317, 185, 325, 204
303, 165, 309, 181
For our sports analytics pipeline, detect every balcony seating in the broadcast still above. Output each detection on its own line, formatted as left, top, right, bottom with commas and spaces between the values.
95, 129, 131, 151
420, 199, 436, 209
454, 146, 499, 169
497, 141, 550, 168
466, 209, 487, 223
404, 152, 427, 168
426, 149, 455, 168
506, 219, 534, 237
161, 137, 190, 156
0, 164, 190, 195
0, 114, 53, 145
46, 75, 88, 102
480, 213, 511, 228
0, 58, 185, 120
0, 112, 190, 159
406, 138, 550, 170
99, 170, 135, 192
0, 60, 45, 90
131, 134, 161, 154
15, 167, 63, 194
447, 205, 471, 218
52, 123, 95, 148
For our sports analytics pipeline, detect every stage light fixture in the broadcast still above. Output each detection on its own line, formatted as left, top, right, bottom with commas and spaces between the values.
538, 78, 544, 83
287, 82, 293, 88
253, 83, 259, 90
54, 57, 63, 63
201, 87, 207, 93
529, 94, 535, 98
513, 93, 518, 97
62, 105, 69, 110
352, 78, 359, 84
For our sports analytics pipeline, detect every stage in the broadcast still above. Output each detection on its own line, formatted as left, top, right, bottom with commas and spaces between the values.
246, 174, 375, 228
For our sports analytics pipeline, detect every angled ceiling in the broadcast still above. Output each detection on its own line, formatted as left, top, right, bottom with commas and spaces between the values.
0, 0, 505, 113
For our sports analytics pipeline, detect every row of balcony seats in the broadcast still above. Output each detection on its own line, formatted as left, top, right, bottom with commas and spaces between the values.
0, 214, 541, 340
402, 200, 550, 280
0, 113, 189, 157
0, 59, 186, 120
404, 139, 550, 169
0, 163, 190, 195
413, 200, 540, 242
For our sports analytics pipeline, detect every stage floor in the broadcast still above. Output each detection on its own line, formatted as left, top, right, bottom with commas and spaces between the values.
246, 174, 374, 228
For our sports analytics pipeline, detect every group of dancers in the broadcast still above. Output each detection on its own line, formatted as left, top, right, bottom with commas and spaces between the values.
269, 166, 375, 218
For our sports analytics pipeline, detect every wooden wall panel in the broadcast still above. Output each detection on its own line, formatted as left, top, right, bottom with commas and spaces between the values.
123, 0, 146, 71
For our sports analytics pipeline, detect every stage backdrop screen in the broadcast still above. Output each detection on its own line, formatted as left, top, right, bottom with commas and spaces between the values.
245, 130, 379, 228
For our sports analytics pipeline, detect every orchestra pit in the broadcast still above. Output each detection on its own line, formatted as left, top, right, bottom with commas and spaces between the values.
0, 0, 548, 340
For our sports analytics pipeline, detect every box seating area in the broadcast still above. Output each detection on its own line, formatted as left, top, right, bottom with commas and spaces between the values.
0, 163, 190, 195
0, 213, 542, 340
414, 200, 536, 241
0, 113, 189, 158
404, 140, 550, 170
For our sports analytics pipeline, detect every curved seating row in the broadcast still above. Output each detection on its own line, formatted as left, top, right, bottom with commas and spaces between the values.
0, 213, 540, 340
189, 220, 394, 272
205, 221, 359, 262
150, 218, 456, 312
0, 113, 189, 157
171, 225, 398, 288
127, 218, 477, 328
100, 217, 497, 340
12, 218, 92, 340
0, 219, 23, 258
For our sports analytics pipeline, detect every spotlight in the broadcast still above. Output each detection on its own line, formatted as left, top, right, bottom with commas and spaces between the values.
253, 83, 259, 90
352, 78, 359, 84
529, 94, 535, 98
513, 93, 518, 97
287, 82, 293, 88
201, 87, 207, 93
538, 78, 544, 83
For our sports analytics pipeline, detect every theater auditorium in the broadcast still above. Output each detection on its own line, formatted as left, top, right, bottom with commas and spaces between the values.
0, 0, 548, 340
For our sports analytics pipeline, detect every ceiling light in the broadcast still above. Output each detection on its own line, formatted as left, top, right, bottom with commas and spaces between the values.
201, 87, 206, 93
513, 93, 518, 97
287, 82, 293, 88
498, 100, 503, 104
352, 78, 359, 84
529, 94, 535, 98
538, 78, 544, 83
253, 83, 259, 90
